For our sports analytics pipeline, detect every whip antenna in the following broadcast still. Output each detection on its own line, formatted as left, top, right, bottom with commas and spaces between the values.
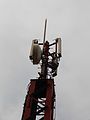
43, 19, 47, 45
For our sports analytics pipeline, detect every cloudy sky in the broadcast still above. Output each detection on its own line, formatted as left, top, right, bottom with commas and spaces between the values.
0, 0, 90, 120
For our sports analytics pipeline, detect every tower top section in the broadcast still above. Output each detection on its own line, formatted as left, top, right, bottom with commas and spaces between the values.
29, 20, 62, 79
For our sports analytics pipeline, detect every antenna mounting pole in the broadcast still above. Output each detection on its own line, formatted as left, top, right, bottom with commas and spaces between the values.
43, 19, 47, 44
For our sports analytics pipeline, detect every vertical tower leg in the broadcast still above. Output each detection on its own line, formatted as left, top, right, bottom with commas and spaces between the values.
21, 80, 36, 120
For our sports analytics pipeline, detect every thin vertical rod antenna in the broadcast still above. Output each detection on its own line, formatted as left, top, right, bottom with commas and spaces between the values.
43, 19, 47, 45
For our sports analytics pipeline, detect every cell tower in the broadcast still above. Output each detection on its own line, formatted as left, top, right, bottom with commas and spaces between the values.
21, 19, 62, 120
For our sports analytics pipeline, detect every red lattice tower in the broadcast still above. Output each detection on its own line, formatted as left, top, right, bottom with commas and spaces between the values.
21, 19, 62, 120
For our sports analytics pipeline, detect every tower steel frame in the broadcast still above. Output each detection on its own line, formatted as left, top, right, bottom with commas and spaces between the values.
21, 79, 55, 120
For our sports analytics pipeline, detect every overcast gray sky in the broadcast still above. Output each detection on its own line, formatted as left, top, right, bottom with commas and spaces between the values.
0, 0, 90, 120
